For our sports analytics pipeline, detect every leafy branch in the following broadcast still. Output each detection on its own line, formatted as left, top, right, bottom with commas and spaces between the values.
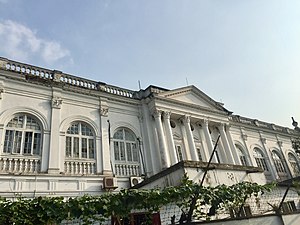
0, 176, 274, 225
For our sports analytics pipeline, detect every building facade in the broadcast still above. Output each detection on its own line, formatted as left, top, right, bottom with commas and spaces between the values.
0, 57, 299, 217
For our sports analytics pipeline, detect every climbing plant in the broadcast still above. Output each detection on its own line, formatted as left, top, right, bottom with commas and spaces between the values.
0, 176, 274, 225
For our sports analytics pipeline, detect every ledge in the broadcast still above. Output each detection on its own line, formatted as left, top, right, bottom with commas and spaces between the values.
134, 161, 263, 189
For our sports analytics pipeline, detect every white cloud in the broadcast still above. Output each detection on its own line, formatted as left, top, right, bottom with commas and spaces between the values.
0, 20, 71, 64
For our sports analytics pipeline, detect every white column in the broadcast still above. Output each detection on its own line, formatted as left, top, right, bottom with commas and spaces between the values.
142, 102, 159, 176
225, 125, 241, 165
219, 123, 234, 164
48, 90, 62, 174
202, 120, 217, 163
153, 109, 170, 169
99, 98, 112, 175
163, 111, 178, 165
182, 115, 198, 161
196, 122, 210, 162
179, 120, 190, 160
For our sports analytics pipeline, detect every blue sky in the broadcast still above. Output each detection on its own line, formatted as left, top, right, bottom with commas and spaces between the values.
0, 0, 299, 128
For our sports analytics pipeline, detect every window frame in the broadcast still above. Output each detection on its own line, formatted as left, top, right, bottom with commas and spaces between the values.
236, 145, 248, 166
253, 148, 269, 172
65, 122, 95, 159
288, 152, 300, 176
112, 128, 139, 163
3, 114, 42, 156
271, 150, 287, 174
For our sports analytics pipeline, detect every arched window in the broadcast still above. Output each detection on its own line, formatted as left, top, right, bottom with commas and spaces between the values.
272, 151, 286, 174
253, 148, 269, 172
113, 128, 138, 162
288, 153, 300, 176
236, 145, 247, 166
3, 114, 42, 155
65, 122, 95, 159
113, 128, 140, 176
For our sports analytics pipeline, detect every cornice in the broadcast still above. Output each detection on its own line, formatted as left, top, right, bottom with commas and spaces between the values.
153, 95, 229, 117
229, 115, 297, 138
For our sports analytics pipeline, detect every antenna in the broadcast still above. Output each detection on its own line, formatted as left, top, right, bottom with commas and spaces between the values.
138, 80, 141, 90
186, 77, 189, 86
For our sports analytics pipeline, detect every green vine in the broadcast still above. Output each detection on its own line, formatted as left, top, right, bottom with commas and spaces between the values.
0, 176, 274, 225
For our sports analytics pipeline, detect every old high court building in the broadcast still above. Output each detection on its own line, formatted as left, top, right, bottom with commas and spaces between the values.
0, 57, 299, 223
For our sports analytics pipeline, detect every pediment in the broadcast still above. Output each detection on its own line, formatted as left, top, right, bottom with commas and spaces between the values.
157, 85, 228, 112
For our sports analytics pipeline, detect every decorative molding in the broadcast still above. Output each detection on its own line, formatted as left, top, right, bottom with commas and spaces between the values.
226, 172, 235, 181
53, 70, 62, 82
100, 107, 109, 117
0, 57, 8, 69
179, 115, 191, 125
163, 111, 171, 120
99, 98, 109, 117
52, 97, 62, 109
241, 133, 248, 141
152, 108, 162, 118
260, 137, 266, 144
277, 141, 283, 147
202, 119, 209, 127
184, 115, 191, 124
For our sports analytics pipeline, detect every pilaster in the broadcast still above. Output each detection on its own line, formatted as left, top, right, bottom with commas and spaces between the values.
48, 89, 62, 174
99, 98, 112, 175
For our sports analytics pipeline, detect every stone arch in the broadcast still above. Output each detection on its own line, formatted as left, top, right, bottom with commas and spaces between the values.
0, 107, 49, 131
60, 115, 100, 137
111, 121, 140, 139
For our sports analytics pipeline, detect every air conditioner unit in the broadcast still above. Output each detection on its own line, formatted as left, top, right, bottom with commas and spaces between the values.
103, 176, 118, 190
130, 176, 143, 187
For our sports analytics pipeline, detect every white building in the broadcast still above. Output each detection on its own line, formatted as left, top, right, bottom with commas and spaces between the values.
0, 57, 299, 221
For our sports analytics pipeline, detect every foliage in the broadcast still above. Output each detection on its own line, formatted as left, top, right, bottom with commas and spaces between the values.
0, 176, 274, 225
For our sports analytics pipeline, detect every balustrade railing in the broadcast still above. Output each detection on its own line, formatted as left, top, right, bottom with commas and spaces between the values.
0, 57, 135, 98
64, 160, 96, 175
230, 115, 290, 134
0, 157, 40, 174
115, 163, 140, 176
99, 83, 135, 98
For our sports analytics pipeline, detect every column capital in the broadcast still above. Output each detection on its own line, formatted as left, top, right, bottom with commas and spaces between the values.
202, 119, 209, 127
99, 98, 109, 117
180, 115, 191, 124
163, 111, 172, 120
219, 123, 226, 130
51, 97, 62, 109
100, 107, 109, 117
152, 108, 162, 118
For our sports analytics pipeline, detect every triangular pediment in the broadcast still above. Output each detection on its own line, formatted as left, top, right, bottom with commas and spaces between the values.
157, 85, 228, 112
